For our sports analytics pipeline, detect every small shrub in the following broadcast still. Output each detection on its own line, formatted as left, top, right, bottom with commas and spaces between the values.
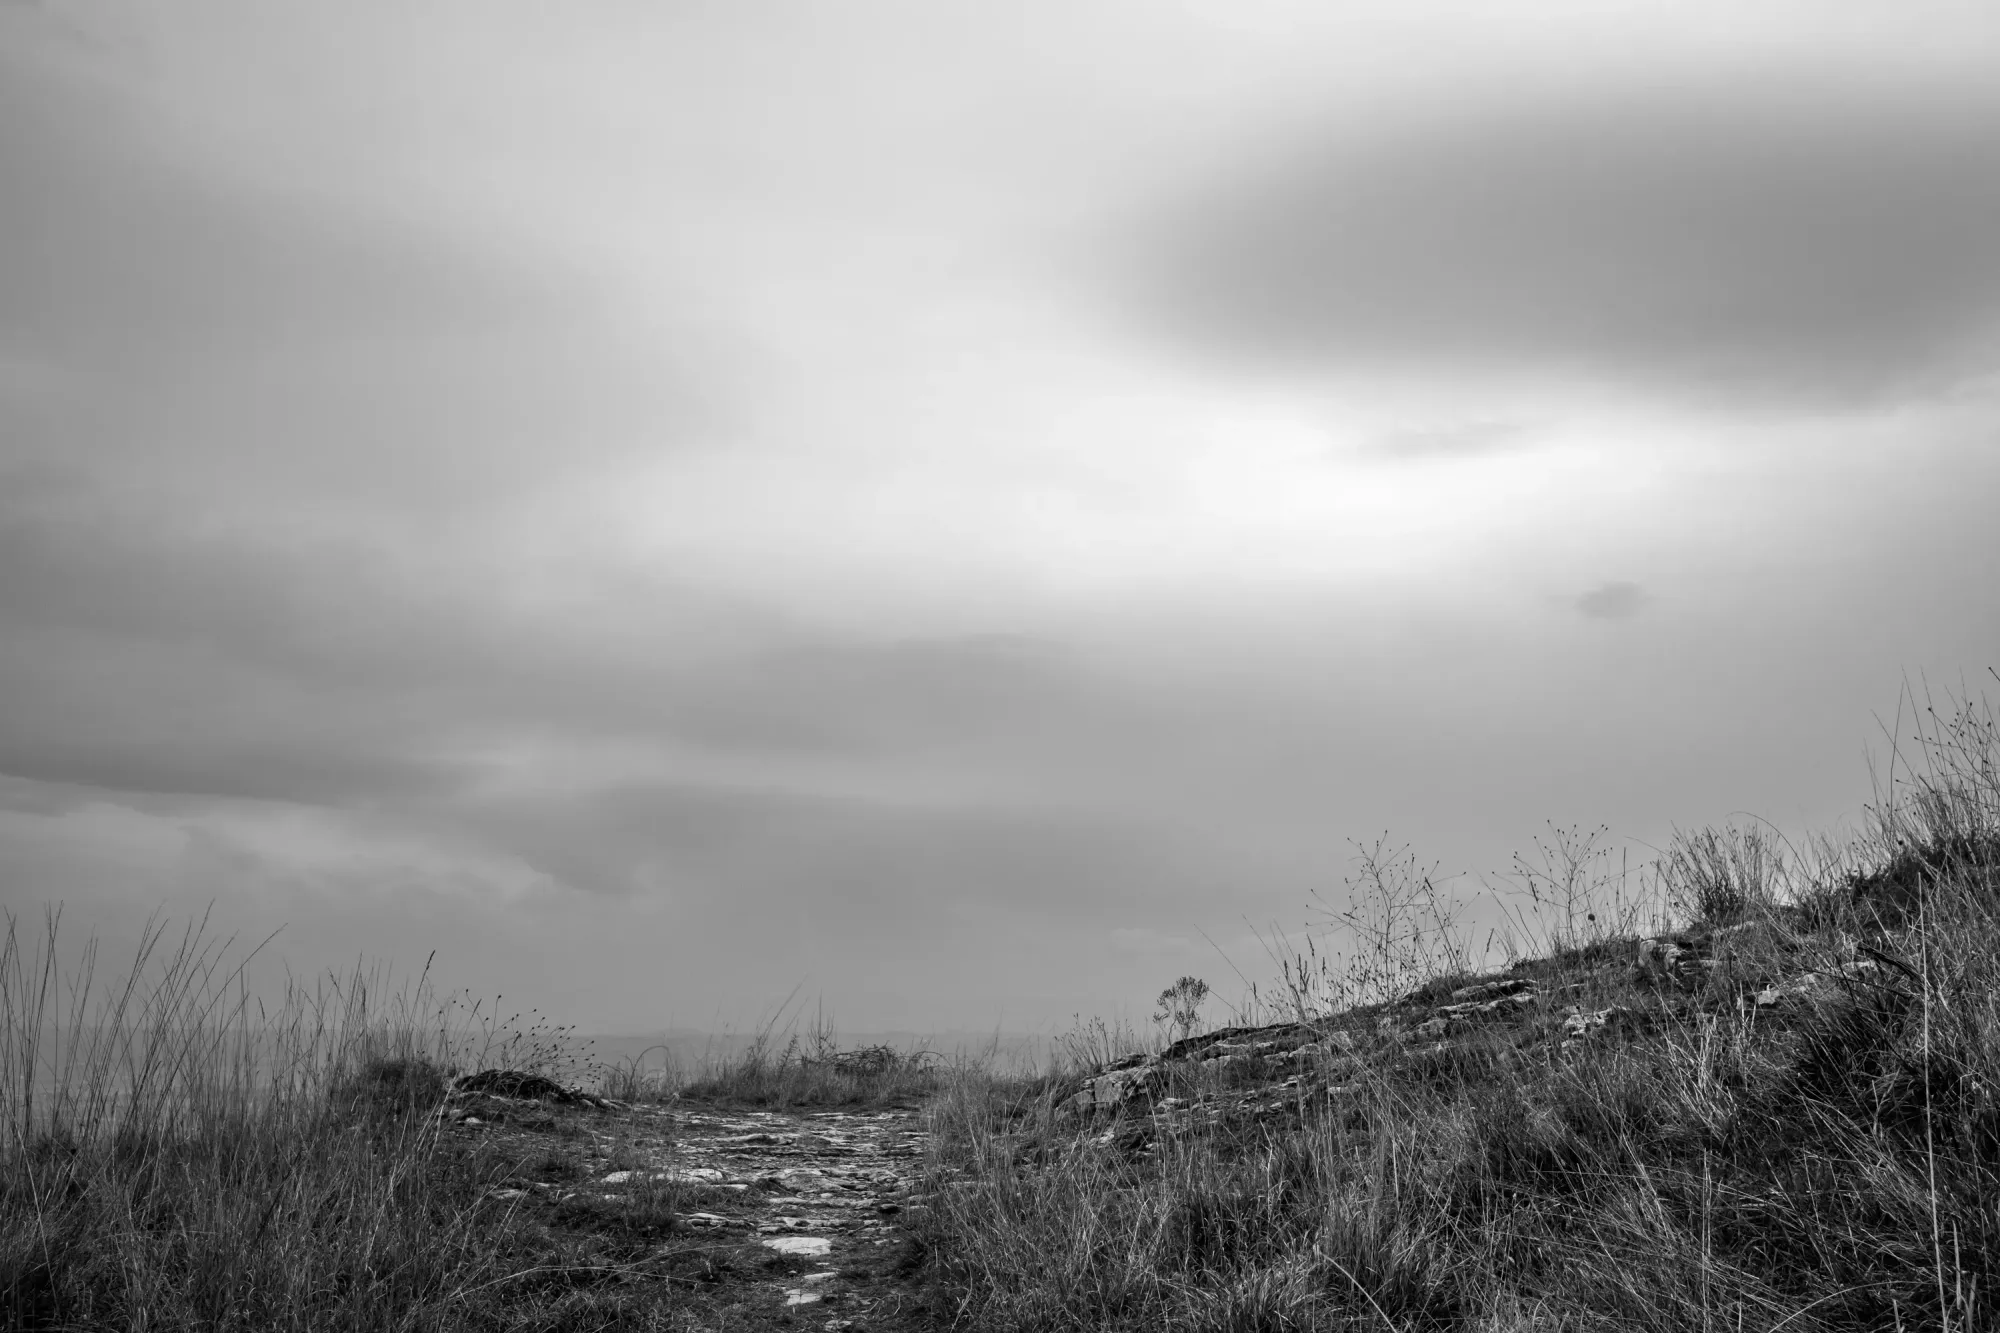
1844, 831, 2000, 928
327, 1054, 449, 1126
1155, 977, 1212, 1045
1664, 825, 1782, 926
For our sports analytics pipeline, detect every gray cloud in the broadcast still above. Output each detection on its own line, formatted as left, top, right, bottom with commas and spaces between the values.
0, 476, 1319, 983
1576, 581, 1651, 620
1364, 420, 1540, 461
7, 10, 2000, 1032
455, 775, 1215, 912
0, 59, 718, 520
1127, 80, 2000, 405
0, 476, 1170, 815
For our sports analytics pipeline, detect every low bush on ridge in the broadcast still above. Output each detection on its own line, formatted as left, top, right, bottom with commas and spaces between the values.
670, 1029, 948, 1108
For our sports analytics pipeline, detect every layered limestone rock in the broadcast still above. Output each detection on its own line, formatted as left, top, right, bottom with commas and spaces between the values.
1057, 923, 1905, 1130
1057, 976, 1554, 1123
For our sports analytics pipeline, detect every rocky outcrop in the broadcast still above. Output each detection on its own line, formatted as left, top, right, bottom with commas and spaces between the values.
1753, 956, 1886, 1009
1056, 976, 1557, 1123
1056, 926, 1908, 1129
1402, 976, 1540, 1040
450, 1068, 613, 1108
1632, 918, 1775, 976
1636, 936, 1703, 985
1559, 1004, 1648, 1050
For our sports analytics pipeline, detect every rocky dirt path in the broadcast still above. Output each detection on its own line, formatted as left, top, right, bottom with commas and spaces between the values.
651, 1103, 928, 1318
440, 1079, 933, 1329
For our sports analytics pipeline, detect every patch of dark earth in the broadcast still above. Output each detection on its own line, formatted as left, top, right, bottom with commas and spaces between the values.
437, 1074, 939, 1330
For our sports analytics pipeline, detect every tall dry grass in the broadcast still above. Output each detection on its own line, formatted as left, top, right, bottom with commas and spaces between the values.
0, 912, 576, 1330
0, 906, 980, 1328
916, 681, 2000, 1331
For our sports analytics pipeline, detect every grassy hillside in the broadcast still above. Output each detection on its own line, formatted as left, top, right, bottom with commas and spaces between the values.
914, 691, 2000, 1331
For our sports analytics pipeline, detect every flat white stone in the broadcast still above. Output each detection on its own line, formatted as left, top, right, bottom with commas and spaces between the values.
603, 1167, 733, 1186
764, 1236, 833, 1257
784, 1289, 822, 1306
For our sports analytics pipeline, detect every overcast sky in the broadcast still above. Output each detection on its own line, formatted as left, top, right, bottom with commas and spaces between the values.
4, 0, 1998, 1035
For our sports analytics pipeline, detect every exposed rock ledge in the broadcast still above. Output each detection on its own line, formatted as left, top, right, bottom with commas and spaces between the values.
1055, 919, 1890, 1129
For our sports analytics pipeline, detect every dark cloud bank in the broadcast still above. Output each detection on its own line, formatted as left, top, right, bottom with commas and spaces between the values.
1129, 80, 2000, 405
1576, 581, 1650, 620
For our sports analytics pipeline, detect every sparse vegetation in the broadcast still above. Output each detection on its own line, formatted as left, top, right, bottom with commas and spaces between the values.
6, 677, 1998, 1329
915, 679, 2000, 1331
1155, 978, 1212, 1046
0, 917, 537, 1330
670, 1006, 948, 1109
0, 917, 947, 1329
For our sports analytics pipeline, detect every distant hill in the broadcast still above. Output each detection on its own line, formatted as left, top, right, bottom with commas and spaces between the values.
579, 1027, 1053, 1077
